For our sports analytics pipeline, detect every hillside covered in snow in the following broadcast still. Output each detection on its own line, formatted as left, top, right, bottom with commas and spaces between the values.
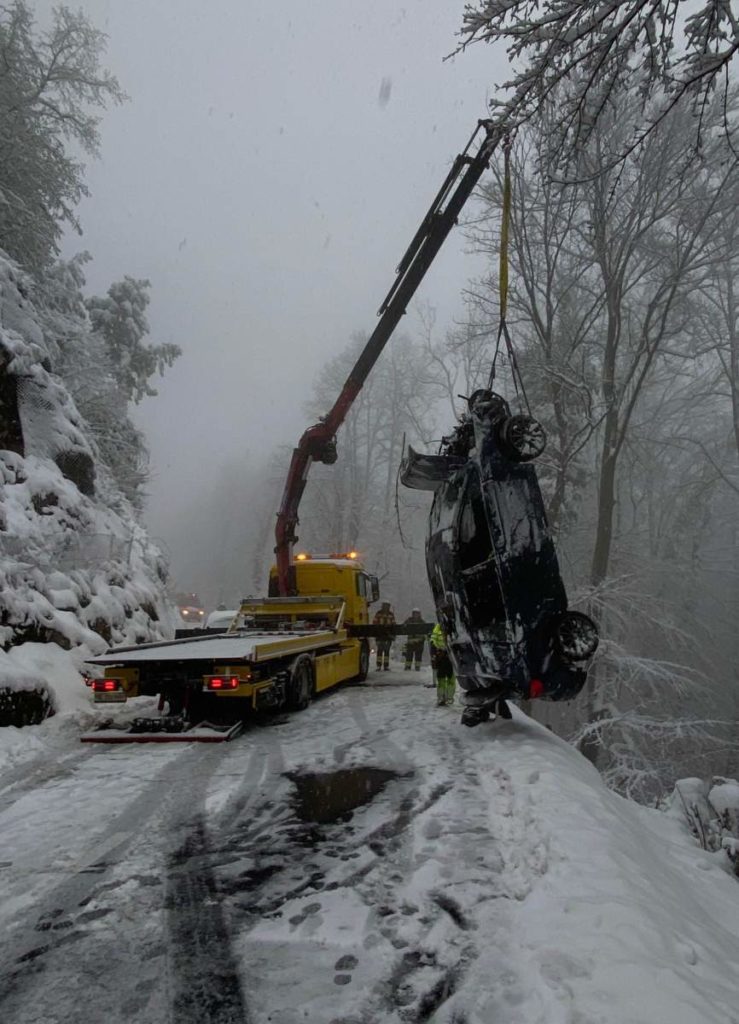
0, 250, 176, 721
0, 3, 182, 725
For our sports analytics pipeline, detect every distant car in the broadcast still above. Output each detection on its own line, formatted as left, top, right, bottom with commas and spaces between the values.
174, 592, 206, 626
206, 608, 236, 631
401, 388, 598, 725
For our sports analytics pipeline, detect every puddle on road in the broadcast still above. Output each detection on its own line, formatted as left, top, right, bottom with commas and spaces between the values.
287, 767, 401, 824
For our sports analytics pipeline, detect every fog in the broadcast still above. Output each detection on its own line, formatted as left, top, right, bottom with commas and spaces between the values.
49, 0, 505, 595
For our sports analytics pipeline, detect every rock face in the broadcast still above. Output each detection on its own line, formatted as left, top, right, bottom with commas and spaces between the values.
0, 252, 175, 685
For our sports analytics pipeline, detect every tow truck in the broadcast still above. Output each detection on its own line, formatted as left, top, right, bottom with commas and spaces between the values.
81, 121, 503, 742
84, 556, 379, 742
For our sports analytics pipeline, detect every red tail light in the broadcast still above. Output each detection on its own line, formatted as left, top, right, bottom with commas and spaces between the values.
93, 679, 122, 692
206, 676, 240, 691
528, 678, 545, 699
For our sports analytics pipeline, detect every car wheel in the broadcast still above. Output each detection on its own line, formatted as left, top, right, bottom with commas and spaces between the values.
498, 414, 547, 462
553, 611, 599, 661
287, 660, 313, 711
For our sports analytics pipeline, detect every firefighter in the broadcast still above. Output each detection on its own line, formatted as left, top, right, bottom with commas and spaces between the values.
429, 622, 455, 706
403, 608, 425, 670
373, 601, 395, 671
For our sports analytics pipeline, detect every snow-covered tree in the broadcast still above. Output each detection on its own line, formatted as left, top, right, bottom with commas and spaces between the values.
86, 277, 180, 405
31, 262, 160, 509
460, 0, 739, 162
0, 2, 124, 271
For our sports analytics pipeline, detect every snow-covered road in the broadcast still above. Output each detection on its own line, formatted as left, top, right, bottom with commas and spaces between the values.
1, 668, 738, 1024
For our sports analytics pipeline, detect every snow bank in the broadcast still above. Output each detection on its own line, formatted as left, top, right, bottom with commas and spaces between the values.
0, 639, 164, 773
459, 713, 739, 1023
0, 642, 90, 771
0, 642, 89, 714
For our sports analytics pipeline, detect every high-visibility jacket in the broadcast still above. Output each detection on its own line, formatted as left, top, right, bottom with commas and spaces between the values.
373, 608, 395, 627
430, 623, 446, 650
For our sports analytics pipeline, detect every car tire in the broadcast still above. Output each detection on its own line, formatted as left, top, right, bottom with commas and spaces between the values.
498, 414, 547, 462
287, 660, 314, 711
552, 611, 599, 661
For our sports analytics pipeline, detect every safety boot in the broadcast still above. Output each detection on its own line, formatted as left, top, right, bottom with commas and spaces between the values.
495, 698, 512, 720
461, 705, 489, 726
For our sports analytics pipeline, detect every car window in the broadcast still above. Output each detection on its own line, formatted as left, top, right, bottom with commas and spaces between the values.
458, 473, 493, 569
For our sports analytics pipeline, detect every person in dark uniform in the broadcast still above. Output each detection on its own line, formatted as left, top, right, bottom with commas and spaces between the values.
373, 601, 395, 671
403, 608, 425, 670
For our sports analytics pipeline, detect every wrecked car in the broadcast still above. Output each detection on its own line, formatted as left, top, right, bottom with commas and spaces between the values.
401, 389, 598, 726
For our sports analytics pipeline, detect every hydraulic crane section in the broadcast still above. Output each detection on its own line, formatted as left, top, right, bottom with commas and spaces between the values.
275, 120, 502, 595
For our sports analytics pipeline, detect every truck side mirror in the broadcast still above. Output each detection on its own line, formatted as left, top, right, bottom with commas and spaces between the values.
370, 576, 380, 603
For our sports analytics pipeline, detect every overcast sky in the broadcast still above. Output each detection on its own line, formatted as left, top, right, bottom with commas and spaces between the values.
51, 0, 506, 584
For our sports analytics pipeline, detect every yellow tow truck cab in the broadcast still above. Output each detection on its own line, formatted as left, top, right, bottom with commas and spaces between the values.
268, 555, 380, 626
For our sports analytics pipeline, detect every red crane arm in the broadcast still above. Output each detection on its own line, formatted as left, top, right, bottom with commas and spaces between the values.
275, 120, 502, 595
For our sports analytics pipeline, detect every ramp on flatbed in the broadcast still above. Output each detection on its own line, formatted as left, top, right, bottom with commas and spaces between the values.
80, 722, 244, 744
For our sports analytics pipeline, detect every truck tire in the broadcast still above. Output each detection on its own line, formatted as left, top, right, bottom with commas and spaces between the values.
353, 641, 370, 682
286, 660, 313, 711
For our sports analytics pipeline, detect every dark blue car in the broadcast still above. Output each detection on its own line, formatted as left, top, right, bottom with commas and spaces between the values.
401, 389, 598, 725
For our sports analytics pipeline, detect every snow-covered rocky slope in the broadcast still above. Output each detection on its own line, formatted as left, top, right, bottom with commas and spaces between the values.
0, 252, 175, 718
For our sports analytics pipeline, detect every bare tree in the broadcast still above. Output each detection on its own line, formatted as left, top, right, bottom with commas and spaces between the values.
578, 100, 736, 585
299, 333, 437, 605
467, 124, 602, 533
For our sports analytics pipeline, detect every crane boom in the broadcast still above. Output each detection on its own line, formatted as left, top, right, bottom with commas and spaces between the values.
275, 119, 502, 595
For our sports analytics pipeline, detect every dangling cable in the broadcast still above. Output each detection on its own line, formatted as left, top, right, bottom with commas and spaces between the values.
488, 134, 512, 389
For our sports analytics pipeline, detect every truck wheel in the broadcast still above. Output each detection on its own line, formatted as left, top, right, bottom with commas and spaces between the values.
355, 641, 370, 682
287, 660, 313, 711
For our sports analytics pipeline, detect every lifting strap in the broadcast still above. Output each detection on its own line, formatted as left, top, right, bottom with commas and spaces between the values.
499, 134, 511, 324
487, 135, 531, 415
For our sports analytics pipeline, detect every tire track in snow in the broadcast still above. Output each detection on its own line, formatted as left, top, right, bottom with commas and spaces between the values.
162, 730, 282, 1024
166, 816, 251, 1024
0, 746, 94, 815
0, 743, 233, 1023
